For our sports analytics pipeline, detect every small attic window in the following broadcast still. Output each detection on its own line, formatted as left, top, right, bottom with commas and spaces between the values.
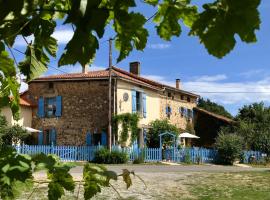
181, 95, 185, 100
187, 97, 191, 102
168, 92, 172, 98
49, 82, 54, 89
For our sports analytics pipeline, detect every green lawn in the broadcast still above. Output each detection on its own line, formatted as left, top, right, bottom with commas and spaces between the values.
16, 170, 270, 199
183, 171, 270, 200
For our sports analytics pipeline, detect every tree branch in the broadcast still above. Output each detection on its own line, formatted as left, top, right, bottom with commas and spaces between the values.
34, 8, 70, 13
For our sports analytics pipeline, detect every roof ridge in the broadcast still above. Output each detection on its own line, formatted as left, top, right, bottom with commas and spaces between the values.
29, 66, 198, 97
194, 107, 234, 123
112, 67, 162, 87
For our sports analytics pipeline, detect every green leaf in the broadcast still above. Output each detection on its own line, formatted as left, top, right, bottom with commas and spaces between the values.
154, 0, 197, 41
59, 29, 98, 66
44, 37, 58, 57
120, 169, 132, 189
114, 11, 148, 62
2, 164, 10, 173
104, 170, 118, 181
0, 0, 24, 21
190, 0, 261, 58
32, 153, 57, 171
18, 45, 48, 82
0, 147, 33, 199
48, 182, 65, 200
145, 0, 159, 6
83, 164, 117, 199
0, 49, 16, 77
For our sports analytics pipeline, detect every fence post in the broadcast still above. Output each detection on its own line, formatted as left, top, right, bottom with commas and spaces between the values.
51, 143, 55, 155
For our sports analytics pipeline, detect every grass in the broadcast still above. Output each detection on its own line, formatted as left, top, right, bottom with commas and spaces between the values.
183, 171, 270, 200
247, 163, 270, 168
15, 170, 270, 199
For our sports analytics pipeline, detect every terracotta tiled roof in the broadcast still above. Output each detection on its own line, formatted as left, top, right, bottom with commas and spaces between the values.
19, 90, 35, 107
34, 70, 110, 80
19, 97, 32, 107
30, 67, 199, 97
194, 107, 234, 123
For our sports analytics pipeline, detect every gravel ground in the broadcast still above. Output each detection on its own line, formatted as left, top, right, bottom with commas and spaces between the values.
28, 165, 270, 200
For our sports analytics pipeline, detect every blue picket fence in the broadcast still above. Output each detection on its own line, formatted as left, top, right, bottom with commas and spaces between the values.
172, 148, 218, 163
242, 150, 265, 163
15, 145, 100, 161
14, 145, 264, 164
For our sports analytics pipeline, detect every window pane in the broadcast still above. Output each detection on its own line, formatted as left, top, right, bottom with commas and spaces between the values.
136, 91, 141, 112
93, 134, 102, 146
45, 97, 56, 117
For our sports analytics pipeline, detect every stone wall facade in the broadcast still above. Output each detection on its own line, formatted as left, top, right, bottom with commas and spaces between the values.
27, 78, 197, 146
159, 91, 197, 130
28, 80, 113, 146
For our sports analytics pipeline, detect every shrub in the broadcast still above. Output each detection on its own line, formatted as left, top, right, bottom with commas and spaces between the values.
183, 152, 192, 164
215, 133, 244, 165
146, 119, 179, 148
196, 155, 202, 165
133, 150, 145, 164
93, 148, 128, 164
0, 115, 29, 147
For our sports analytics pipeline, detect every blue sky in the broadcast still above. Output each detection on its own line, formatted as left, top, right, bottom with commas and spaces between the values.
15, 0, 270, 116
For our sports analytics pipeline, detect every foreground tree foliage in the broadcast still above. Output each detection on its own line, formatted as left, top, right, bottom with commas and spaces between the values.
0, 0, 262, 117
0, 146, 140, 199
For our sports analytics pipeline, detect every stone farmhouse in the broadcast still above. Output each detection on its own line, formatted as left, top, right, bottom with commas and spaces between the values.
17, 62, 199, 147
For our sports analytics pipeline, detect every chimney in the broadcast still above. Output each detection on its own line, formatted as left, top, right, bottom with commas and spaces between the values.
176, 79, 181, 89
129, 61, 140, 76
82, 64, 89, 74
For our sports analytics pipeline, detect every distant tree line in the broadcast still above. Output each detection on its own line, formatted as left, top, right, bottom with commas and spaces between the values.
197, 98, 233, 119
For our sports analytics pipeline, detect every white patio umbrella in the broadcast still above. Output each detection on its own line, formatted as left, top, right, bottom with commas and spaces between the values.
178, 132, 200, 139
178, 132, 199, 147
24, 127, 41, 133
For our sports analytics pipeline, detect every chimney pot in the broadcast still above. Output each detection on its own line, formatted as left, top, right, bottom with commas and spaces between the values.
129, 61, 140, 76
176, 79, 181, 89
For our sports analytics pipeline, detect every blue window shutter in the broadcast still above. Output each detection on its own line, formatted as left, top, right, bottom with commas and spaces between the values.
166, 106, 168, 114
132, 90, 136, 113
191, 109, 194, 119
38, 97, 44, 118
50, 128, 56, 145
142, 93, 146, 118
184, 108, 188, 117
86, 132, 91, 146
101, 131, 107, 146
38, 129, 43, 145
55, 96, 62, 117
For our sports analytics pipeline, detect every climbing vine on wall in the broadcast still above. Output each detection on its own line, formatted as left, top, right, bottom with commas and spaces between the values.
112, 113, 139, 145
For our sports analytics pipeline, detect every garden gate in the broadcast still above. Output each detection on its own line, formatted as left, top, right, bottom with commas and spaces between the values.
159, 132, 177, 162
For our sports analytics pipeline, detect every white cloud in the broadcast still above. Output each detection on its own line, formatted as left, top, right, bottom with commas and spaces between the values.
52, 29, 74, 44
239, 69, 265, 79
147, 43, 171, 50
143, 73, 270, 106
18, 74, 28, 93
194, 74, 227, 82
184, 78, 270, 105
142, 74, 175, 87
14, 35, 34, 46
89, 65, 106, 71
14, 28, 74, 46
